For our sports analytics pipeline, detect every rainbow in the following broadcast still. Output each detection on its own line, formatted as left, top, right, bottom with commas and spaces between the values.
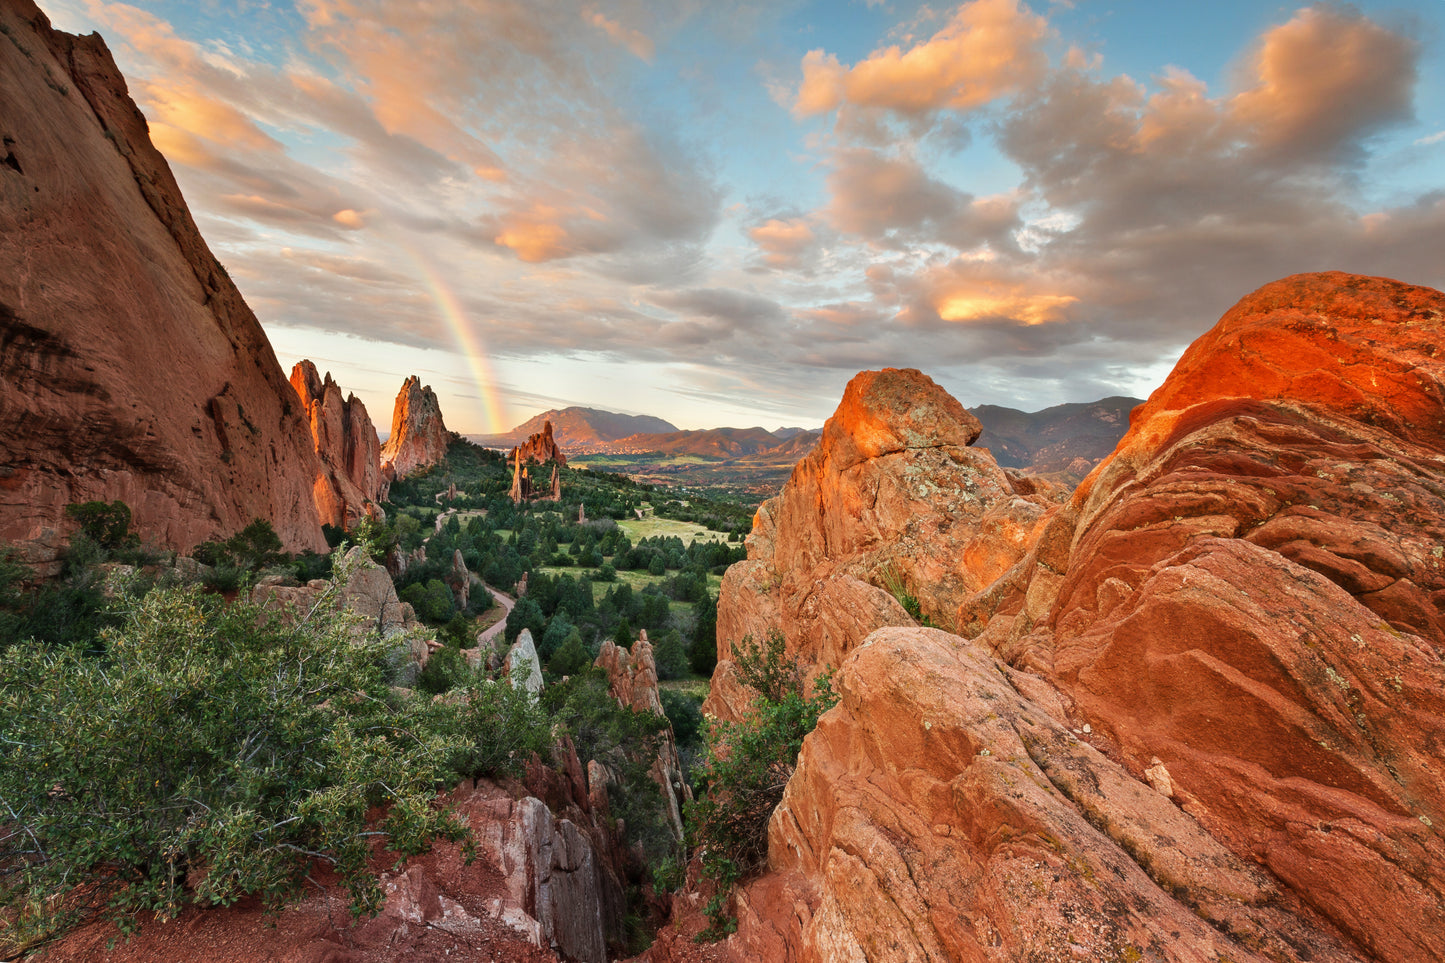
395, 244, 508, 434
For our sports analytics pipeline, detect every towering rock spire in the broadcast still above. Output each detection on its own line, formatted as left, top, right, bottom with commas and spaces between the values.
380, 376, 451, 479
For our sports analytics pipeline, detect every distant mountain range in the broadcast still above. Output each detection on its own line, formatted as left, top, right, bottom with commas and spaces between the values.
469, 406, 678, 447
470, 397, 1143, 478
973, 396, 1140, 473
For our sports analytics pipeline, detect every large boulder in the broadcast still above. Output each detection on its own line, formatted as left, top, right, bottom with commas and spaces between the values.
0, 1, 326, 567
252, 546, 430, 673
758, 627, 1364, 963
711, 368, 1058, 720
1031, 272, 1445, 962
688, 274, 1445, 963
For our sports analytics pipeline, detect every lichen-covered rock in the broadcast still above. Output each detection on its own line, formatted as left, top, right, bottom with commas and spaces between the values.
0, 1, 326, 568
710, 368, 1056, 720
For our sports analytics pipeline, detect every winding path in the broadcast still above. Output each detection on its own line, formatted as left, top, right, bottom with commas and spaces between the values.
474, 584, 515, 648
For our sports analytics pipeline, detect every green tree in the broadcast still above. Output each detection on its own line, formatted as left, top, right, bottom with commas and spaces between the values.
63, 500, 137, 556
548, 628, 590, 677
0, 582, 465, 955
689, 594, 718, 676
224, 518, 285, 571
686, 631, 836, 938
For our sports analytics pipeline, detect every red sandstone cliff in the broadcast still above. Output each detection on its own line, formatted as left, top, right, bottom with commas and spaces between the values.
289, 360, 386, 528
681, 273, 1445, 963
0, 0, 326, 562
380, 375, 452, 479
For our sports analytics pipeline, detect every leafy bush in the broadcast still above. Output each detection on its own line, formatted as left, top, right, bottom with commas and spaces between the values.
543, 668, 676, 867
424, 670, 552, 780
64, 501, 139, 559
686, 631, 836, 937
416, 644, 470, 696
0, 582, 465, 955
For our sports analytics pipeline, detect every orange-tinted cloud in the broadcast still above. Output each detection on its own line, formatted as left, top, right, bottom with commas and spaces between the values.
795, 0, 1049, 117
749, 218, 816, 269
1229, 5, 1416, 161
585, 7, 654, 62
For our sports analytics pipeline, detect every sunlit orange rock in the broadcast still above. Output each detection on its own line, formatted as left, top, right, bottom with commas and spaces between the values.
380, 375, 453, 479
684, 274, 1445, 963
289, 360, 386, 528
710, 367, 1058, 719
0, 1, 326, 564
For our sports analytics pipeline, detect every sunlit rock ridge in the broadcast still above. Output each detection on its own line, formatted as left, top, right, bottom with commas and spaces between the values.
688, 272, 1445, 963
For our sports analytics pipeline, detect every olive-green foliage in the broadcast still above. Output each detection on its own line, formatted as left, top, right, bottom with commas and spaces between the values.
547, 628, 590, 677
543, 668, 676, 866
64, 501, 139, 559
0, 580, 466, 956
686, 632, 836, 939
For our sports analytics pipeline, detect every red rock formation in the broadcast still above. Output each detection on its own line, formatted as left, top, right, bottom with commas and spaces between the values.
289, 360, 386, 528
0, 1, 326, 564
680, 275, 1444, 963
708, 368, 1058, 720
596, 635, 692, 841
1030, 272, 1445, 962
380, 375, 451, 479
515, 419, 568, 467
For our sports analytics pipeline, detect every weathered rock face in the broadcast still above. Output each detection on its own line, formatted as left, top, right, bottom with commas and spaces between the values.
462, 787, 609, 963
596, 636, 692, 841
1030, 272, 1445, 962
251, 546, 431, 674
288, 360, 386, 529
515, 419, 568, 467
0, 1, 326, 565
689, 274, 1445, 963
710, 367, 1058, 720
380, 375, 451, 479
506, 628, 544, 698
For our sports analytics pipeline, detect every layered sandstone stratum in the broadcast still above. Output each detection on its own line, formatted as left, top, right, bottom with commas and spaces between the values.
680, 272, 1445, 963
381, 375, 452, 479
289, 360, 387, 528
0, 0, 326, 561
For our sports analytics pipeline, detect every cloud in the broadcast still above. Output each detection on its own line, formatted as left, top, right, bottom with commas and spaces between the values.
823, 147, 1022, 252
749, 217, 817, 269
1230, 5, 1417, 165
794, 0, 1049, 117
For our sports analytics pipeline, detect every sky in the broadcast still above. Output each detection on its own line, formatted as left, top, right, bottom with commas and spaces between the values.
40, 0, 1445, 434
